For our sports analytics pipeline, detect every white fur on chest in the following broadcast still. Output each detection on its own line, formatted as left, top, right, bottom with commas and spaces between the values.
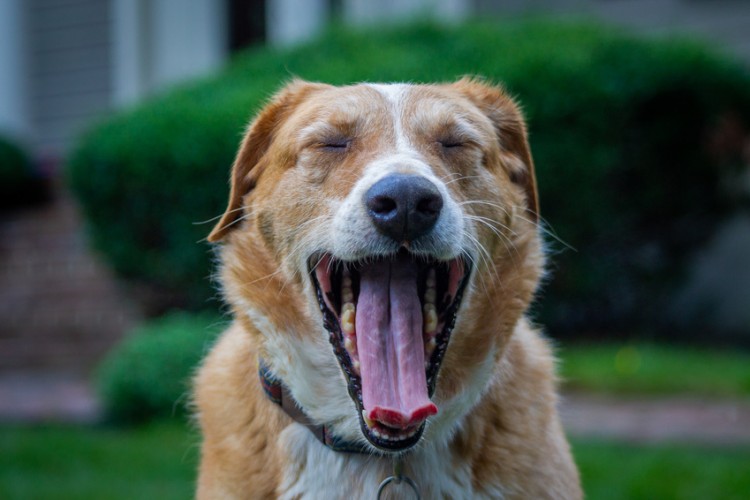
277, 425, 505, 499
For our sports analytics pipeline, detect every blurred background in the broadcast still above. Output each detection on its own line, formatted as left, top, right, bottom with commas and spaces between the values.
1, 0, 750, 498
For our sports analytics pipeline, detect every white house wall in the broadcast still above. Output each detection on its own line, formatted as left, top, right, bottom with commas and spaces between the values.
266, 0, 328, 46
150, 0, 226, 91
0, 0, 30, 143
4, 0, 750, 161
27, 0, 113, 159
113, 0, 226, 107
344, 0, 469, 25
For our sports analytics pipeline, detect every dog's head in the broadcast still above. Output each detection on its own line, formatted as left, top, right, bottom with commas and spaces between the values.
210, 78, 544, 452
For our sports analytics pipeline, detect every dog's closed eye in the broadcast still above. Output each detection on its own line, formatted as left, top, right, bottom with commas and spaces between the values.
438, 139, 466, 149
319, 138, 350, 150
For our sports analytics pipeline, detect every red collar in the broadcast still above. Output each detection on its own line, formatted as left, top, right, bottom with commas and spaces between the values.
258, 359, 372, 454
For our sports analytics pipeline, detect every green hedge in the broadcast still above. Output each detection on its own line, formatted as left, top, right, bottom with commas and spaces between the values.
97, 312, 223, 423
0, 136, 44, 210
68, 20, 750, 335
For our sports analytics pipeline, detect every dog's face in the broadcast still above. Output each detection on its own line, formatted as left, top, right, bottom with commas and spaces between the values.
210, 79, 543, 452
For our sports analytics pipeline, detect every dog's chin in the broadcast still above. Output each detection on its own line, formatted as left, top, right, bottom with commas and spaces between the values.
309, 249, 471, 451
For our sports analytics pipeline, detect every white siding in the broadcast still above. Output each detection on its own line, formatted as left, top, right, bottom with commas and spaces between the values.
27, 0, 113, 157
267, 0, 328, 46
0, 0, 30, 142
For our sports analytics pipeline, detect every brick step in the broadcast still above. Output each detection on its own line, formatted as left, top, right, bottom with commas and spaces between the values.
0, 316, 134, 339
0, 180, 142, 375
0, 338, 122, 368
0, 340, 116, 359
0, 282, 116, 300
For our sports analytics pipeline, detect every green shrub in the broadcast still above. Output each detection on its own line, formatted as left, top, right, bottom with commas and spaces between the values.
68, 20, 750, 335
0, 136, 30, 184
97, 312, 224, 423
0, 136, 43, 210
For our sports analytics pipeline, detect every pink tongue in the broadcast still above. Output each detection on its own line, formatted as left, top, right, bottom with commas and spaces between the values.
356, 255, 438, 429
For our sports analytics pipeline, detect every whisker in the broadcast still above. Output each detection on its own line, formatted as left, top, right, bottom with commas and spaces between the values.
459, 199, 575, 252
461, 231, 494, 296
462, 229, 499, 287
465, 215, 521, 267
241, 268, 284, 288
515, 213, 576, 252
196, 208, 256, 243
193, 205, 248, 226
443, 175, 485, 186
466, 214, 517, 238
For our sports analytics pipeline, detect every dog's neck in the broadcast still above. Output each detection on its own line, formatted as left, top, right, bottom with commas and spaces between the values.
261, 360, 438, 496
258, 358, 371, 454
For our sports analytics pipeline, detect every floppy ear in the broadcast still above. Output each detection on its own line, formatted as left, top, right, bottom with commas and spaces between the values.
208, 80, 330, 242
452, 77, 539, 222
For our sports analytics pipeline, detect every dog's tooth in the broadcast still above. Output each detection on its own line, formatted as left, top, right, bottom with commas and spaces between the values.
425, 337, 437, 359
342, 319, 355, 335
342, 270, 354, 302
344, 337, 356, 353
362, 410, 375, 429
424, 268, 437, 305
341, 306, 355, 334
352, 360, 360, 375
426, 268, 436, 288
423, 304, 438, 333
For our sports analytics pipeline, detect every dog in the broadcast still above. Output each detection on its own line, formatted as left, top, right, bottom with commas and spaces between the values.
194, 78, 581, 499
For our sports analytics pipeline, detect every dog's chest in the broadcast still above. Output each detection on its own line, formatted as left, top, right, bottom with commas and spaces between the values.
277, 425, 503, 499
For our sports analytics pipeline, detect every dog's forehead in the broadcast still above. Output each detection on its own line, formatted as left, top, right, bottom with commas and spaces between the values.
288, 82, 489, 143
366, 82, 410, 107
287, 84, 383, 117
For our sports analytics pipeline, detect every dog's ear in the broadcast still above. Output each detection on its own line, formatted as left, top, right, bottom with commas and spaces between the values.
208, 80, 330, 242
452, 77, 539, 222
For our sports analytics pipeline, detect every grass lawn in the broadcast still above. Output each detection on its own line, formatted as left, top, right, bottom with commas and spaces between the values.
0, 422, 198, 500
2, 422, 750, 499
559, 343, 750, 397
574, 439, 750, 500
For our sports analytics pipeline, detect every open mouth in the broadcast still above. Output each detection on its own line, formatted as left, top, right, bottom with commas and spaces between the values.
310, 250, 470, 451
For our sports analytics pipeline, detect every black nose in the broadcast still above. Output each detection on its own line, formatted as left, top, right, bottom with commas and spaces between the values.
364, 174, 443, 242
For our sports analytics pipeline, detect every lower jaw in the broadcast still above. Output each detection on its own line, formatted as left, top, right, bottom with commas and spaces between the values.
359, 411, 426, 450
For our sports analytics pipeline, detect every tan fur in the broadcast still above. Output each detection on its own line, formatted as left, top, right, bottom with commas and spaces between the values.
195, 78, 581, 498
